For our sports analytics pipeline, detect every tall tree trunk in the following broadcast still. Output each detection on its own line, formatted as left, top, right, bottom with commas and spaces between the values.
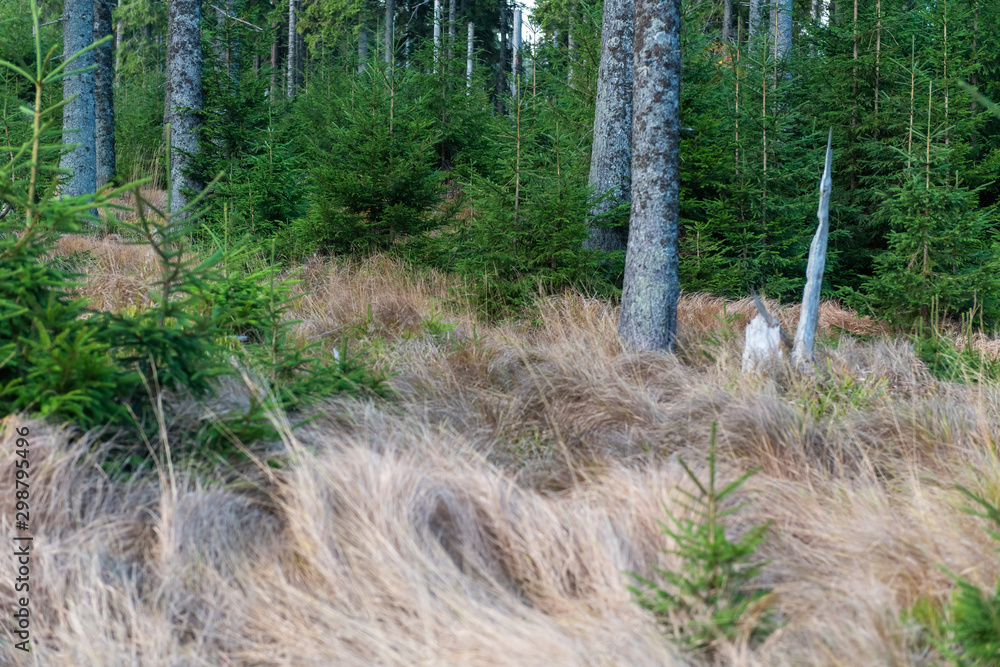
722, 0, 733, 42
584, 0, 633, 253
115, 0, 123, 74
748, 0, 762, 37
296, 28, 305, 90
773, 0, 792, 61
466, 21, 474, 87
496, 4, 507, 113
271, 18, 281, 99
61, 0, 96, 200
619, 0, 681, 351
510, 8, 521, 98
358, 18, 368, 73
164, 0, 203, 216
94, 0, 115, 189
384, 0, 394, 62
567, 20, 575, 87
433, 0, 442, 65
286, 0, 297, 97
448, 0, 456, 61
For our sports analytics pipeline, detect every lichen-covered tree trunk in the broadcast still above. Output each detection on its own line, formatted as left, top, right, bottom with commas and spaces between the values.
749, 0, 762, 37
448, 0, 456, 61
584, 0, 633, 253
358, 18, 368, 73
510, 8, 521, 98
61, 0, 96, 200
772, 0, 793, 61
94, 0, 115, 188
466, 21, 474, 86
722, 0, 733, 42
286, 0, 297, 97
618, 0, 681, 352
384, 0, 394, 63
165, 0, 203, 216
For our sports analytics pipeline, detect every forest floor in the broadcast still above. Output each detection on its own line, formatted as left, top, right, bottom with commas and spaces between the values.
2, 233, 1000, 665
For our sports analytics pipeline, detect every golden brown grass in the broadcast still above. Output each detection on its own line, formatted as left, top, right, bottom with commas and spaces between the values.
4, 237, 1000, 665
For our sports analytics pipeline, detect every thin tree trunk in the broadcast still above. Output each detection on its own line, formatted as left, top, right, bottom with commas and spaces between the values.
510, 8, 521, 98
874, 0, 881, 121
358, 18, 368, 73
433, 0, 442, 66
907, 36, 915, 172
164, 0, 203, 216
286, 0, 297, 97
61, 0, 96, 200
115, 0, 123, 75
567, 20, 575, 86
585, 0, 633, 253
95, 0, 115, 188
448, 0, 456, 61
618, 0, 681, 351
497, 4, 507, 113
722, 0, 733, 42
271, 19, 280, 99
466, 21, 474, 87
384, 0, 394, 62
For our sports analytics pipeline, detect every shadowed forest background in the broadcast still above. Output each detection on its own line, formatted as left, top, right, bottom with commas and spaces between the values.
4, 0, 1000, 664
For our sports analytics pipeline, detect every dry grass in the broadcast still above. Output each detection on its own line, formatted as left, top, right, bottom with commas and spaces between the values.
4, 237, 1000, 665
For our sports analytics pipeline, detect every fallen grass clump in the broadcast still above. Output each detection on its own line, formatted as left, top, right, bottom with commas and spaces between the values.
3, 241, 1000, 664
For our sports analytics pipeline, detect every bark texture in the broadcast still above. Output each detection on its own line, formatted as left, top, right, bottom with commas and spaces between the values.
433, 0, 442, 60
61, 0, 97, 200
748, 0, 762, 36
722, 0, 733, 42
94, 0, 115, 188
510, 9, 521, 98
792, 132, 833, 366
584, 0, 633, 253
772, 0, 793, 61
618, 0, 681, 351
466, 21, 474, 86
165, 0, 203, 216
358, 19, 368, 73
286, 0, 297, 97
385, 0, 394, 62
742, 314, 782, 374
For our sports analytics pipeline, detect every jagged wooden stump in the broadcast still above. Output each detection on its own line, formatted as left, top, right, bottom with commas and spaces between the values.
742, 313, 782, 374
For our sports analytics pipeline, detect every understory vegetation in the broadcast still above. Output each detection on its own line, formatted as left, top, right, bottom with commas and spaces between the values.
4, 0, 1000, 663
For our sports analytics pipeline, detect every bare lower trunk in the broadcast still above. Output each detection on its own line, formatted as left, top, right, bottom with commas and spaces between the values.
448, 0, 456, 61
567, 22, 575, 87
749, 0, 762, 37
358, 19, 368, 73
270, 19, 280, 99
510, 8, 521, 98
585, 0, 633, 253
165, 0, 203, 216
385, 0, 394, 62
115, 0, 123, 74
286, 0, 297, 97
722, 0, 733, 42
466, 22, 474, 86
61, 0, 96, 200
618, 0, 681, 351
433, 0, 441, 65
773, 0, 792, 61
94, 0, 115, 188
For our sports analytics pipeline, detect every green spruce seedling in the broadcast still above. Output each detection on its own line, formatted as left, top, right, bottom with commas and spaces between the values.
629, 421, 775, 655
